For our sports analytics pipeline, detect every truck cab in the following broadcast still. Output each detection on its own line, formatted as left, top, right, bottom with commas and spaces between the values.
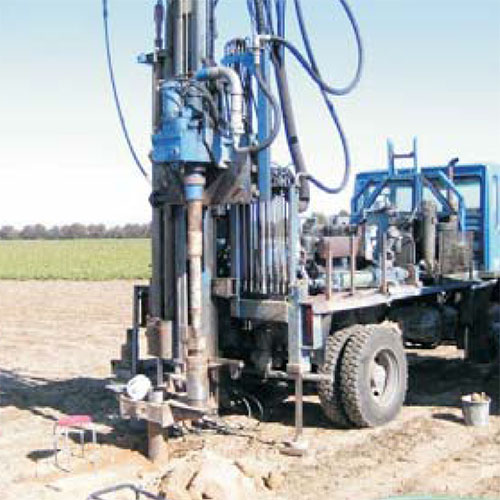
351, 162, 500, 274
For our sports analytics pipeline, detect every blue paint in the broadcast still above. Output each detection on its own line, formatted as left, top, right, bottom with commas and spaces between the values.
184, 184, 204, 201
257, 49, 272, 201
152, 82, 211, 164
351, 162, 500, 272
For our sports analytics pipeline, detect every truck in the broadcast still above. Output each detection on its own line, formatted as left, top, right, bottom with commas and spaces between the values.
106, 0, 500, 458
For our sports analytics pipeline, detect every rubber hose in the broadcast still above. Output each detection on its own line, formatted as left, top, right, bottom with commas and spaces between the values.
270, 36, 360, 97
271, 50, 311, 210
102, 0, 150, 182
253, 0, 266, 34
293, 0, 352, 194
294, 0, 363, 95
236, 64, 281, 154
269, 0, 310, 210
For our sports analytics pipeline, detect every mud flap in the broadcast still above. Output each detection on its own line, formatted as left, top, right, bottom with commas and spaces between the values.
462, 281, 496, 363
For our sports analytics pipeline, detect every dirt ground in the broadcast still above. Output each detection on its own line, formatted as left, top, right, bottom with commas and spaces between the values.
0, 281, 499, 500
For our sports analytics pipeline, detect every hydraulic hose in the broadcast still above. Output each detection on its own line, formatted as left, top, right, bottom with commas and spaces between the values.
297, 0, 363, 95
266, 0, 310, 210
102, 0, 150, 183
267, 0, 364, 199
272, 48, 311, 209
292, 0, 355, 194
236, 64, 281, 155
270, 35, 362, 97
185, 80, 219, 126
253, 0, 267, 34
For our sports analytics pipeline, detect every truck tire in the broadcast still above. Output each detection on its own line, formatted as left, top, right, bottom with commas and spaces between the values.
318, 325, 361, 427
340, 323, 407, 427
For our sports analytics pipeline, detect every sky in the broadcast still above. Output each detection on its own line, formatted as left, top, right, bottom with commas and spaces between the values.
0, 0, 499, 227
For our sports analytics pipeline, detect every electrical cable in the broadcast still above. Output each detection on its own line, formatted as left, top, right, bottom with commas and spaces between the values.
102, 0, 150, 183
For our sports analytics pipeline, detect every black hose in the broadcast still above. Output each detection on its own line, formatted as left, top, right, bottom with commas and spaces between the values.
102, 0, 150, 183
253, 0, 266, 34
185, 80, 219, 125
264, 0, 310, 210
272, 50, 311, 209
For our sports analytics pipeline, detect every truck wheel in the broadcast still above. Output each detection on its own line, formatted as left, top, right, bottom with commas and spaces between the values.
340, 323, 407, 427
318, 325, 361, 427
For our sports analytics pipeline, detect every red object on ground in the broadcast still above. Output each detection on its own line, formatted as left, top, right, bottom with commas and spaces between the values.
56, 415, 93, 427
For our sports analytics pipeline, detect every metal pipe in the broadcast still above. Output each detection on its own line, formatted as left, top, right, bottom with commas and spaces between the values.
294, 371, 303, 442
278, 195, 285, 294
282, 195, 287, 293
173, 0, 184, 75
380, 233, 388, 294
192, 0, 207, 72
245, 204, 252, 292
326, 246, 333, 300
147, 390, 168, 462
421, 199, 437, 274
266, 200, 274, 294
349, 233, 356, 295
174, 206, 188, 362
273, 197, 279, 294
259, 201, 267, 294
249, 203, 255, 293
185, 172, 208, 408
154, 1, 165, 50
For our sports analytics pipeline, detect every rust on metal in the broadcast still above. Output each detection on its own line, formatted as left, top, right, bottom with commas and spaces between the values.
319, 236, 360, 259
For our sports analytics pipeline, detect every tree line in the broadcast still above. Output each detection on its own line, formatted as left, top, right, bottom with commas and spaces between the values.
0, 223, 151, 240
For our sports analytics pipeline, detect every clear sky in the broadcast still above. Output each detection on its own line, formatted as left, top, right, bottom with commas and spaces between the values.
1, 0, 499, 227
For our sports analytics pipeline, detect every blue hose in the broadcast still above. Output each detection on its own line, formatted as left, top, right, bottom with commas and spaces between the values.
102, 0, 150, 183
269, 0, 364, 195
293, 0, 363, 96
292, 0, 361, 193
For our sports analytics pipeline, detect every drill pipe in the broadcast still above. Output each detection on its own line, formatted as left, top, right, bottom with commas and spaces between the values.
186, 197, 209, 407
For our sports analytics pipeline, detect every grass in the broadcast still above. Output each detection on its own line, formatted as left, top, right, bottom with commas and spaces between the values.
0, 239, 151, 280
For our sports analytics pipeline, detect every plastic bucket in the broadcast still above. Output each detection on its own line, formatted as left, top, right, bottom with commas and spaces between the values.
461, 394, 491, 426
126, 374, 152, 401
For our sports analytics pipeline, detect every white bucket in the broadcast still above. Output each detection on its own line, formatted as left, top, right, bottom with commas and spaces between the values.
126, 374, 152, 401
461, 394, 491, 426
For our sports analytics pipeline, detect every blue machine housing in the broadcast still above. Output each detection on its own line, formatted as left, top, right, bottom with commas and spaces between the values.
152, 81, 212, 164
351, 163, 500, 272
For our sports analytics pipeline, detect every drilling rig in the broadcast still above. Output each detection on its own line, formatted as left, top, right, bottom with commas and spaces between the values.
108, 0, 500, 459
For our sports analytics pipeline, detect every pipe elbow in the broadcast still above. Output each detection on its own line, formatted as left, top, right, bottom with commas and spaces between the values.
194, 67, 244, 137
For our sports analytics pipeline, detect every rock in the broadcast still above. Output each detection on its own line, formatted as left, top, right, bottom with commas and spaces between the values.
160, 452, 260, 500
234, 457, 270, 480
264, 471, 285, 490
188, 453, 256, 500
159, 460, 199, 499
188, 490, 203, 500
164, 486, 193, 500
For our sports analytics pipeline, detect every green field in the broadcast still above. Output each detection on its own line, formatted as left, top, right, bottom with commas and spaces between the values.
0, 239, 151, 280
